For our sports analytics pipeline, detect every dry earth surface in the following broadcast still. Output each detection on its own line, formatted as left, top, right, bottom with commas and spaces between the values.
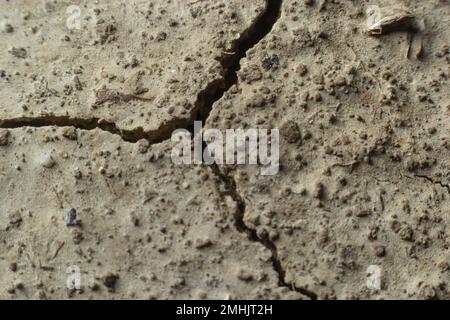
0, 0, 449, 299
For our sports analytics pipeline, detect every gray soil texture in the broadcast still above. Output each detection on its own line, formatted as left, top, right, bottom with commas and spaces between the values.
0, 0, 449, 299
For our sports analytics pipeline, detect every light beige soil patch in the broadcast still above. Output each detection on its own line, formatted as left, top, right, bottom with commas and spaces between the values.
1, 0, 449, 300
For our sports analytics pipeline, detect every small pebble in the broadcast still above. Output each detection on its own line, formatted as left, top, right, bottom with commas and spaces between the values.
40, 154, 56, 168
66, 208, 77, 226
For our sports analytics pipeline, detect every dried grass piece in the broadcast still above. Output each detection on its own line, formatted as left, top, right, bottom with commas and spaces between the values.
368, 12, 417, 36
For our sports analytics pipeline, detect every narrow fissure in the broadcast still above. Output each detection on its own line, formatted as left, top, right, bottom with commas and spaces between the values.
211, 165, 318, 300
0, 116, 131, 140
414, 174, 450, 194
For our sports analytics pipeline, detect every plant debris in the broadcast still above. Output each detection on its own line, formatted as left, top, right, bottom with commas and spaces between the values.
93, 89, 153, 108
367, 11, 418, 36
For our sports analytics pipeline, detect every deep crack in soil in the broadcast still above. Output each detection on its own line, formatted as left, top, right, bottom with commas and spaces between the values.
206, 0, 318, 300
0, 0, 282, 145
198, 0, 319, 300
0, 0, 317, 299
0, 111, 197, 144
195, 0, 284, 122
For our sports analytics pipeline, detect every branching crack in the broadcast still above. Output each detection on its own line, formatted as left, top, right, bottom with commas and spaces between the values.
0, 0, 312, 299
0, 0, 281, 145
208, 0, 317, 300
205, 0, 319, 300
0, 77, 223, 144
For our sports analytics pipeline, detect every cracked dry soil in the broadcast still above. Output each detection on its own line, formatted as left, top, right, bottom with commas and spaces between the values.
0, 0, 449, 300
